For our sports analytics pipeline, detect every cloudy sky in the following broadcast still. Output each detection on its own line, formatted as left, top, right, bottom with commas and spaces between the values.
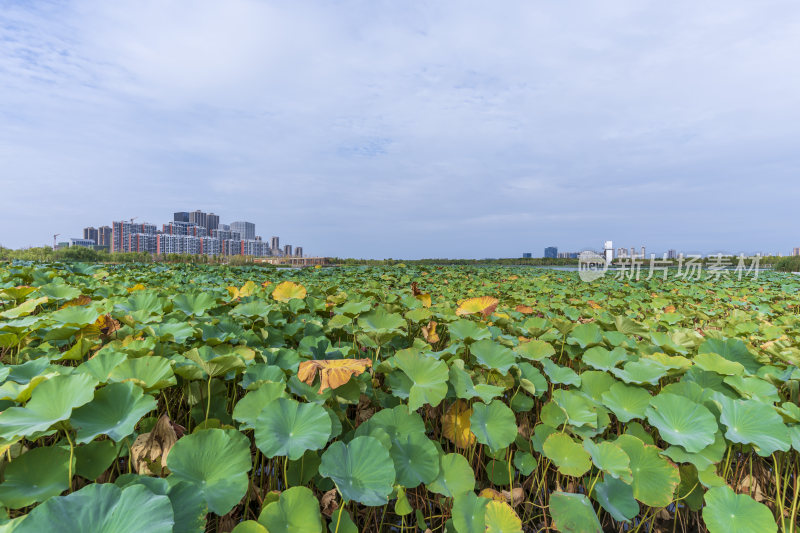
1, 1, 799, 258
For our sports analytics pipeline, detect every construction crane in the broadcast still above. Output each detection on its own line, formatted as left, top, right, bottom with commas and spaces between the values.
129, 217, 138, 223
53, 234, 60, 250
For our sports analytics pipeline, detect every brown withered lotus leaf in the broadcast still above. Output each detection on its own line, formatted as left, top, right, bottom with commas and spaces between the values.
130, 414, 178, 475
297, 358, 372, 393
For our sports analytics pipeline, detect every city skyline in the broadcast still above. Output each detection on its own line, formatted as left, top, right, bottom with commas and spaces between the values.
64, 208, 302, 258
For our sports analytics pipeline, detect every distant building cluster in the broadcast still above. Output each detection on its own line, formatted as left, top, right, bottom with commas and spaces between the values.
794, 247, 800, 257
71, 209, 303, 258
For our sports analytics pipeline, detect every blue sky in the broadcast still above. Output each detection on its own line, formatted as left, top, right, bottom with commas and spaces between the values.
1, 1, 799, 258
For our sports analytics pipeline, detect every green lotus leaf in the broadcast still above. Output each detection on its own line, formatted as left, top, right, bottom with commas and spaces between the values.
232, 382, 287, 430
645, 393, 717, 453
389, 432, 440, 488
0, 373, 98, 440
107, 356, 176, 392
591, 476, 639, 522
552, 389, 597, 428
1, 297, 49, 319
38, 284, 81, 301
230, 300, 273, 318
167, 429, 252, 515
357, 309, 406, 345
71, 381, 156, 443
600, 382, 652, 423
76, 350, 128, 382
144, 322, 196, 343
254, 397, 331, 460
582, 439, 632, 483
231, 521, 267, 533
513, 451, 537, 475
449, 361, 505, 403
448, 319, 492, 343
543, 433, 591, 477
661, 430, 726, 471
258, 486, 322, 533
75, 440, 118, 481
113, 476, 207, 533
355, 405, 426, 443
49, 305, 101, 326
723, 375, 780, 403
676, 464, 704, 512
611, 359, 668, 385
712, 393, 790, 456
327, 509, 358, 533
541, 359, 581, 387
702, 485, 777, 533
470, 339, 517, 375
184, 346, 245, 378
694, 352, 745, 376
567, 323, 603, 349
582, 346, 627, 372
427, 452, 476, 497
579, 371, 617, 402
615, 434, 679, 507
394, 349, 448, 411
452, 492, 489, 533
549, 492, 602, 533
13, 483, 174, 533
517, 362, 548, 397
698, 338, 761, 374
470, 400, 517, 452
513, 340, 555, 361
0, 446, 72, 509
171, 292, 218, 317
318, 436, 395, 506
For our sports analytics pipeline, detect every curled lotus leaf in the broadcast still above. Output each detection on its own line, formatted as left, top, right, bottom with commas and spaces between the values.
456, 296, 499, 317
297, 358, 372, 393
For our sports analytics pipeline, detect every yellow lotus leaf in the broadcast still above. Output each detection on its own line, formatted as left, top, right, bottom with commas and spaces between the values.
484, 500, 522, 532
415, 293, 432, 308
297, 358, 372, 393
421, 321, 439, 344
456, 296, 499, 317
515, 305, 534, 314
94, 314, 121, 336
587, 300, 602, 310
60, 295, 93, 309
479, 488, 506, 502
314, 265, 322, 269
272, 281, 307, 302
127, 283, 146, 293
261, 281, 273, 288
441, 400, 475, 448
664, 305, 676, 313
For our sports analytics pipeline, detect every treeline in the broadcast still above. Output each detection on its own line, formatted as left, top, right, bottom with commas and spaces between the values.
0, 246, 274, 266
775, 256, 800, 272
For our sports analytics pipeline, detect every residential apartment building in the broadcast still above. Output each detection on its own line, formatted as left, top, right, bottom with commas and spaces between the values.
294, 246, 303, 258
231, 221, 255, 240
544, 247, 557, 259
98, 226, 112, 247
284, 244, 293, 256
83, 227, 98, 243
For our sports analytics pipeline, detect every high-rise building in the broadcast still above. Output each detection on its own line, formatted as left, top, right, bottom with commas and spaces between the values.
83, 227, 98, 244
189, 210, 207, 229
112, 221, 156, 252
603, 241, 613, 263
206, 213, 219, 232
231, 221, 255, 241
284, 244, 293, 256
98, 226, 112, 247
271, 236, 280, 250
522, 252, 532, 258
641, 246, 646, 259
294, 246, 303, 258
793, 248, 800, 257
70, 238, 96, 248
174, 212, 190, 223
128, 234, 158, 253
544, 247, 557, 259
162, 221, 207, 237
667, 249, 678, 260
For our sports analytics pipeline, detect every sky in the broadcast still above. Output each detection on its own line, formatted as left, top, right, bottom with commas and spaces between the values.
1, 1, 799, 259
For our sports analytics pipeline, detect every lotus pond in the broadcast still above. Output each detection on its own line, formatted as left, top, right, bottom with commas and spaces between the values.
1, 262, 800, 532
